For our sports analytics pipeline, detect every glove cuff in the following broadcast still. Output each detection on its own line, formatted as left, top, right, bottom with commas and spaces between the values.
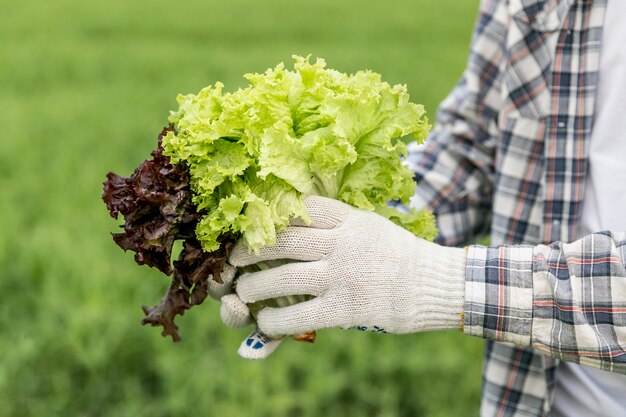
415, 242, 466, 332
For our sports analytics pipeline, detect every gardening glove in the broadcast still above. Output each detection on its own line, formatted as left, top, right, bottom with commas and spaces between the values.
207, 263, 253, 328
208, 261, 280, 359
223, 196, 467, 359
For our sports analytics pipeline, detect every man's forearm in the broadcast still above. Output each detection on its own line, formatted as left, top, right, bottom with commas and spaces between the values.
464, 231, 626, 373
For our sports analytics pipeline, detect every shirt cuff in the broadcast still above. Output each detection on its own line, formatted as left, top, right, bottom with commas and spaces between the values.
463, 245, 535, 346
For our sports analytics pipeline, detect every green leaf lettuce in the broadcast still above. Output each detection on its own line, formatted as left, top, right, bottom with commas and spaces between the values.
162, 55, 435, 251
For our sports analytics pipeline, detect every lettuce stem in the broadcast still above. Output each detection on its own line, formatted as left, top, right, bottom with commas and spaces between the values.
313, 173, 341, 200
241, 261, 311, 319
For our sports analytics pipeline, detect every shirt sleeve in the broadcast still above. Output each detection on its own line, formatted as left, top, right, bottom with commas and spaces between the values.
465, 231, 626, 373
405, 0, 508, 247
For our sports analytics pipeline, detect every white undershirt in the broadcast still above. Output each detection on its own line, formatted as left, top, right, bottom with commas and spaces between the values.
552, 1, 626, 416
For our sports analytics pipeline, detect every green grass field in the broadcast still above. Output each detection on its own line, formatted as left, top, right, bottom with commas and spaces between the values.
1, 1, 484, 415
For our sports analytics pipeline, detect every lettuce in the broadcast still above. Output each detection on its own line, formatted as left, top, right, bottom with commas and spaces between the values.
103, 56, 437, 342
103, 127, 238, 341
162, 55, 434, 252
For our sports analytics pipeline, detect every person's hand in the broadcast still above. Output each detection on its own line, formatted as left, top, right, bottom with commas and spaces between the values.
207, 263, 249, 326
220, 196, 467, 359
208, 263, 286, 359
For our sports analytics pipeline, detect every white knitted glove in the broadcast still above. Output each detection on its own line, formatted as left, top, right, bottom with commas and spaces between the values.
207, 263, 237, 301
208, 259, 280, 359
221, 196, 467, 359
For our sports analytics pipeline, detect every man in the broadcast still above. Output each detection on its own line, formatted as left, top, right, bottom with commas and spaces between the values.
213, 0, 626, 415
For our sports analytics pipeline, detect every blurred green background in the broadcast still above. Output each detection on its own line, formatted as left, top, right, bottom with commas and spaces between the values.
0, 0, 484, 416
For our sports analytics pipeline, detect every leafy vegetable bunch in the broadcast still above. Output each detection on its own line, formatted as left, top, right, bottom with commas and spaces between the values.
103, 56, 436, 341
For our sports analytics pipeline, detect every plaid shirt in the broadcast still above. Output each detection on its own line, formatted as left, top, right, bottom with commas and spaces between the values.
405, 0, 626, 415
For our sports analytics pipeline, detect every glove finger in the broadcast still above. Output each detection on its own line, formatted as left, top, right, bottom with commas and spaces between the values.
237, 330, 284, 360
229, 226, 334, 267
289, 196, 350, 229
208, 263, 237, 300
257, 297, 328, 338
236, 260, 329, 303
220, 294, 252, 328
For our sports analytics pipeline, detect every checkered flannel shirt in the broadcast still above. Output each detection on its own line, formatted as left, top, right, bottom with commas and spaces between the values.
405, 0, 626, 415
